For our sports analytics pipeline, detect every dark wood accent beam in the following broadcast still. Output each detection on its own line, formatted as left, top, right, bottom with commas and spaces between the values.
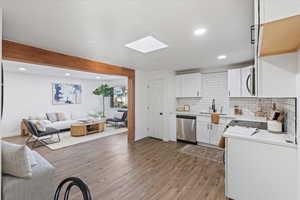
2, 40, 134, 77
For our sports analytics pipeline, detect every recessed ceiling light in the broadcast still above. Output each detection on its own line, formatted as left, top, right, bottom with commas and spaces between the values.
96, 76, 101, 79
217, 55, 227, 60
65, 73, 71, 76
125, 36, 168, 53
194, 28, 207, 36
18, 67, 27, 71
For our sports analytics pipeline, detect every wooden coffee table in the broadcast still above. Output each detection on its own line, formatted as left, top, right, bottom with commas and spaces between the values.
71, 121, 105, 137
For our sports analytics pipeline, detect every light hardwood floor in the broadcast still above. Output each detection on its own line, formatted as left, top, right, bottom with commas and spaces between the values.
4, 133, 226, 200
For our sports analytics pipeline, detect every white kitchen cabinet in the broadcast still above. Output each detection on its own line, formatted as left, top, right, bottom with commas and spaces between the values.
257, 0, 300, 24
176, 73, 201, 98
196, 118, 210, 144
228, 66, 254, 97
210, 123, 226, 146
225, 137, 297, 200
196, 116, 228, 146
227, 68, 241, 97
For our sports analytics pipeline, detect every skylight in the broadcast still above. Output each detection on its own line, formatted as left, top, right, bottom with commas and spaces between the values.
125, 36, 168, 53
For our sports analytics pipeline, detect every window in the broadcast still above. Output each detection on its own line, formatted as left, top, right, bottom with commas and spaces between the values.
111, 87, 128, 108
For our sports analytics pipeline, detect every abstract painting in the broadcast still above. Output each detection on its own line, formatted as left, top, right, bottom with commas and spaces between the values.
52, 83, 82, 105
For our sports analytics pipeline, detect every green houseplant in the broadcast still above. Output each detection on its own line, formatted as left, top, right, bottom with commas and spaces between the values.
93, 84, 113, 118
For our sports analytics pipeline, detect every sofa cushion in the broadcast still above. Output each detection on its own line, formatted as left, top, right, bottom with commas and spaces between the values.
35, 120, 51, 132
28, 115, 47, 120
47, 120, 78, 130
46, 113, 58, 122
56, 112, 67, 121
2, 141, 33, 178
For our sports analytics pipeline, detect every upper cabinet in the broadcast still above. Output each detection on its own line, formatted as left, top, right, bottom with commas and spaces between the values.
252, 0, 298, 97
228, 68, 241, 97
254, 0, 300, 57
176, 73, 201, 98
228, 66, 255, 97
259, 0, 300, 24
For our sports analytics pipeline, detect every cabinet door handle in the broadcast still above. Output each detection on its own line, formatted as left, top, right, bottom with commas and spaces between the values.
250, 25, 255, 44
196, 91, 200, 96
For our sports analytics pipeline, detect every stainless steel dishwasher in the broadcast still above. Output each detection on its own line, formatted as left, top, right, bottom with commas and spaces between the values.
176, 115, 197, 143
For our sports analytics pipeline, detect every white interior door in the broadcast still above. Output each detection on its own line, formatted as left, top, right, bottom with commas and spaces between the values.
148, 79, 164, 139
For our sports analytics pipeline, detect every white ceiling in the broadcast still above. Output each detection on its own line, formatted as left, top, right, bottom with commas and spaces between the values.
2, 0, 254, 71
3, 60, 126, 81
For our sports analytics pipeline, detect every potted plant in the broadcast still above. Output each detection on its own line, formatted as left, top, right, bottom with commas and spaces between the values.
93, 84, 113, 118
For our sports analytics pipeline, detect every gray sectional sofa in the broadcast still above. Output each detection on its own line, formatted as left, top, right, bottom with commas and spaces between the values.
2, 151, 55, 200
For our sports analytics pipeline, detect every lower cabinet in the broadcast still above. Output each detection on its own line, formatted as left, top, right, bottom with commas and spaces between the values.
196, 116, 228, 146
225, 137, 297, 200
196, 120, 210, 143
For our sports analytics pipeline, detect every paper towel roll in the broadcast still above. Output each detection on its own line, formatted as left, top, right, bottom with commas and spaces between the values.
267, 120, 282, 133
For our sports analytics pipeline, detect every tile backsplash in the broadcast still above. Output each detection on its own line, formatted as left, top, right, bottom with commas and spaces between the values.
230, 97, 296, 143
177, 72, 229, 113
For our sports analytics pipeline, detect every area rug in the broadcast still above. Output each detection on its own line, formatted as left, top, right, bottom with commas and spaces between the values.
179, 144, 224, 163
46, 127, 128, 150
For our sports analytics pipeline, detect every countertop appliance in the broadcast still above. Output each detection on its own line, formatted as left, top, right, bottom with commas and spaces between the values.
241, 66, 256, 96
176, 115, 197, 143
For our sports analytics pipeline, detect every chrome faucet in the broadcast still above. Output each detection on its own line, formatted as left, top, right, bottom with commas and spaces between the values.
212, 99, 216, 113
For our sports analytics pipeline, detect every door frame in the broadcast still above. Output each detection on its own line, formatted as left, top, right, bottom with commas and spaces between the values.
2, 40, 135, 142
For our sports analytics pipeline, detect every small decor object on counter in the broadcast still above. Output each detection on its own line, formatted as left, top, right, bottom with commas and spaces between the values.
267, 120, 283, 133
176, 106, 185, 112
255, 111, 267, 117
184, 105, 190, 111
211, 113, 220, 124
234, 105, 242, 115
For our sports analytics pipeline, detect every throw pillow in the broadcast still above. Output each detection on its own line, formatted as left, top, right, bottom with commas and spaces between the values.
35, 120, 47, 132
46, 112, 58, 122
56, 112, 67, 121
2, 141, 33, 178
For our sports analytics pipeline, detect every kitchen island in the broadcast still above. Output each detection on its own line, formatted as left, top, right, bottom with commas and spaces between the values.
223, 127, 297, 200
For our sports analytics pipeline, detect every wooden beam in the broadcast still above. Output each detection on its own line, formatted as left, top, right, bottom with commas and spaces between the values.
2, 40, 134, 77
127, 75, 135, 143
2, 40, 135, 142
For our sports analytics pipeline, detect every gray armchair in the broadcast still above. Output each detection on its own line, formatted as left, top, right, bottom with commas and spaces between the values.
23, 119, 60, 148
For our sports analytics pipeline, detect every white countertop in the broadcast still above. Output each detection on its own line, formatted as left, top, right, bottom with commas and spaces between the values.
223, 127, 296, 148
176, 111, 235, 119
176, 111, 266, 121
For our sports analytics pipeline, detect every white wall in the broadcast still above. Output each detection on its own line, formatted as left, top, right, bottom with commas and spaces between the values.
1, 70, 126, 137
259, 52, 297, 97
297, 50, 300, 200
135, 70, 149, 141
